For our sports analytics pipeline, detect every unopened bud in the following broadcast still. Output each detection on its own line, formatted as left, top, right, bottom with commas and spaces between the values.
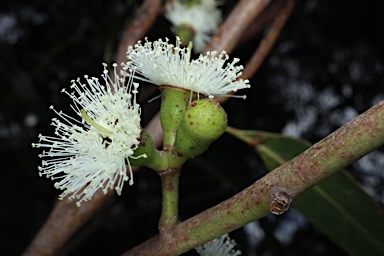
175, 99, 227, 158
159, 85, 198, 150
175, 24, 195, 48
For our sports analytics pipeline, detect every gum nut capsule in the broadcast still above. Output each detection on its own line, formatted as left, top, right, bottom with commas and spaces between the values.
175, 99, 227, 158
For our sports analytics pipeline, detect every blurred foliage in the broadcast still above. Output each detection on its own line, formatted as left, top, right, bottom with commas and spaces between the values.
1, 0, 384, 255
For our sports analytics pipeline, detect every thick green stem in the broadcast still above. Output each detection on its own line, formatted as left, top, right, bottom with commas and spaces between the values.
145, 150, 168, 172
159, 169, 180, 231
123, 101, 384, 255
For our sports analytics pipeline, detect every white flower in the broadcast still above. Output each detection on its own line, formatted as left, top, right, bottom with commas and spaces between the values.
196, 234, 242, 256
123, 37, 250, 99
32, 63, 145, 206
165, 0, 222, 53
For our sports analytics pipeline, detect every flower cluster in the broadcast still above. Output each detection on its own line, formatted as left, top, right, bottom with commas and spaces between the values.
196, 234, 242, 256
124, 37, 250, 99
33, 37, 250, 206
165, 0, 222, 53
32, 64, 144, 206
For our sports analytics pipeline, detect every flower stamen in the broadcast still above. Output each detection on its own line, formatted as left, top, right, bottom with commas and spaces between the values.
80, 109, 112, 135
124, 37, 250, 99
32, 63, 143, 206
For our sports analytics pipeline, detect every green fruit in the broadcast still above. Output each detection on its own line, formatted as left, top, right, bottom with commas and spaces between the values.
175, 99, 227, 158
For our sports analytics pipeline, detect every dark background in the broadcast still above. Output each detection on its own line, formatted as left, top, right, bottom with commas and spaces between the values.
1, 0, 384, 255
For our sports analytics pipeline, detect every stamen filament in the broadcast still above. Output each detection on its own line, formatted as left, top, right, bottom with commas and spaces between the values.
81, 109, 112, 135
186, 41, 193, 70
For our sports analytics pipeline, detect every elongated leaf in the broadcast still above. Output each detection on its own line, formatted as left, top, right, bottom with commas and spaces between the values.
227, 127, 384, 256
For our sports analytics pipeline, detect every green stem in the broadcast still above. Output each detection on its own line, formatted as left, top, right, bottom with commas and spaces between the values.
123, 101, 384, 255
144, 150, 168, 172
159, 168, 180, 231
130, 130, 168, 172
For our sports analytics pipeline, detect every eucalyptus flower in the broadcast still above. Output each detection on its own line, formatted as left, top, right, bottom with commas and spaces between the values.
32, 63, 145, 206
165, 0, 222, 53
196, 234, 242, 256
124, 37, 250, 99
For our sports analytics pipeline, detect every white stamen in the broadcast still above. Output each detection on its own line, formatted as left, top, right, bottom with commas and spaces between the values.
123, 37, 250, 99
196, 234, 242, 256
32, 63, 143, 206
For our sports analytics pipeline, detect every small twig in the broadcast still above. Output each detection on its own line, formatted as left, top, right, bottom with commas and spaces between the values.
158, 168, 180, 232
205, 0, 271, 53
237, 0, 287, 45
242, 0, 294, 79
23, 189, 114, 256
215, 0, 294, 104
123, 101, 384, 255
116, 0, 162, 69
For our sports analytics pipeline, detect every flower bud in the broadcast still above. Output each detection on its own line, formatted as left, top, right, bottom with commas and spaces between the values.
159, 85, 198, 151
175, 24, 195, 47
174, 99, 227, 158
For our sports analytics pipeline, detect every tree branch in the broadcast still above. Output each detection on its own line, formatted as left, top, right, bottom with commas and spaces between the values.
123, 101, 384, 255
215, 0, 294, 104
242, 0, 294, 79
206, 0, 272, 52
116, 0, 162, 69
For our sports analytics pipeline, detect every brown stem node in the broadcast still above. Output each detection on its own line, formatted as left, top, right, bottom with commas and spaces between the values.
158, 167, 180, 177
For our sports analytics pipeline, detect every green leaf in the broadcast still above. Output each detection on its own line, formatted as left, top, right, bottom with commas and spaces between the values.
227, 126, 384, 256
